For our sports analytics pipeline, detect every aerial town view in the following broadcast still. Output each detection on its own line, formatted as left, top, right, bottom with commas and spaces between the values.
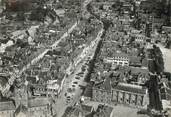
0, 0, 171, 117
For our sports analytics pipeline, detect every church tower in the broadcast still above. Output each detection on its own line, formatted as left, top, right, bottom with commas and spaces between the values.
14, 84, 29, 108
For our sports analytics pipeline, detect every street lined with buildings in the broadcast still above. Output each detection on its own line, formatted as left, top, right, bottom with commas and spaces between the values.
1, 0, 171, 117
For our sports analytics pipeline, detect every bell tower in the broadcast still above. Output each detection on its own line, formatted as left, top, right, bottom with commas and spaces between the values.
14, 84, 28, 108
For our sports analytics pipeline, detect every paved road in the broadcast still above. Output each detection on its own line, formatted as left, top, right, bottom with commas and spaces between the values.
53, 0, 105, 116
53, 26, 104, 116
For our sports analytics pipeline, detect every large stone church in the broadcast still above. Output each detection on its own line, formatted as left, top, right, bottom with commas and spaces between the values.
0, 84, 52, 117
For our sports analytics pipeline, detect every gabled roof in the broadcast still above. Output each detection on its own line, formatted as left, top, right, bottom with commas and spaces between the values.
112, 83, 146, 94
81, 104, 93, 113
0, 75, 8, 87
83, 84, 93, 98
93, 104, 113, 117
94, 76, 147, 95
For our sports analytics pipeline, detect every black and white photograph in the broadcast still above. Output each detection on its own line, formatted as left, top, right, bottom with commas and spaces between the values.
0, 0, 171, 117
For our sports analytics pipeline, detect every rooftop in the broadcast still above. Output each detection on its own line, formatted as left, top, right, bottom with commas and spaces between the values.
93, 104, 114, 117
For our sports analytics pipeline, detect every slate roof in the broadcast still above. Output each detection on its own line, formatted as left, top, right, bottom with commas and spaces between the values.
26, 76, 37, 84
112, 83, 146, 94
81, 104, 93, 113
83, 84, 93, 98
94, 104, 113, 117
0, 75, 8, 87
95, 76, 147, 95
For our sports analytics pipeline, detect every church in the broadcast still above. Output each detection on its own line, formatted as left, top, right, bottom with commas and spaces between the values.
0, 84, 52, 117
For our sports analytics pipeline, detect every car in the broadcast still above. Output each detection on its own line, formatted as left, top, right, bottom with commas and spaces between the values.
73, 81, 78, 84
76, 72, 83, 75
81, 68, 86, 72
67, 88, 73, 92
75, 77, 80, 80
72, 85, 76, 87
78, 74, 84, 77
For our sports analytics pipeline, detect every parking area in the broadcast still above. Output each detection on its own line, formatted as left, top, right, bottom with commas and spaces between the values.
64, 58, 90, 104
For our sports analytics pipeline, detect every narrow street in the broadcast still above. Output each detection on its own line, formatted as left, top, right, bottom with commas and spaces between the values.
53, 26, 104, 117
53, 0, 106, 116
1, 19, 80, 96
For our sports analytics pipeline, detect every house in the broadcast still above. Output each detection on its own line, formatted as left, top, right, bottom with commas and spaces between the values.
55, 9, 65, 17
32, 84, 47, 96
103, 53, 129, 67
134, 34, 146, 43
46, 80, 60, 97
0, 75, 9, 91
62, 104, 94, 117
31, 79, 63, 97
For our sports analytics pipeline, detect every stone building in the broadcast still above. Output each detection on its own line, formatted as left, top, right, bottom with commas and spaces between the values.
92, 77, 149, 108
62, 104, 94, 117
134, 34, 147, 43
0, 84, 52, 117
103, 53, 129, 67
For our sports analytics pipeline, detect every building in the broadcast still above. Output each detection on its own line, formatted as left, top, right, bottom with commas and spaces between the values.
134, 34, 146, 43
103, 53, 142, 67
0, 0, 5, 13
103, 53, 129, 67
31, 80, 62, 97
0, 92, 52, 117
0, 84, 52, 117
62, 104, 94, 117
92, 77, 149, 108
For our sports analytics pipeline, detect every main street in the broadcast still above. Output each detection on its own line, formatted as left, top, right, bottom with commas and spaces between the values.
53, 26, 104, 116
53, 0, 105, 116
